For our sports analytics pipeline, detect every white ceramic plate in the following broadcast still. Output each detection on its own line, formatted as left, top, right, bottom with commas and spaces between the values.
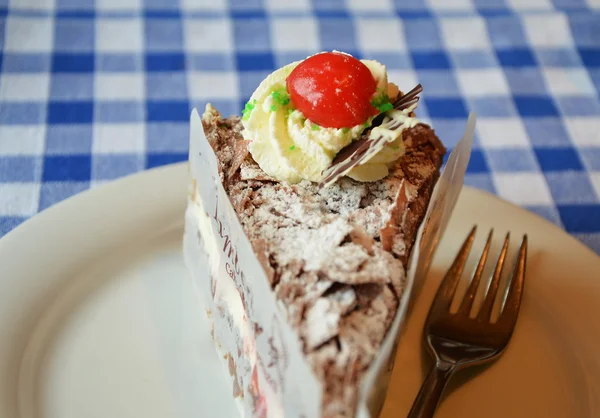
0, 162, 598, 418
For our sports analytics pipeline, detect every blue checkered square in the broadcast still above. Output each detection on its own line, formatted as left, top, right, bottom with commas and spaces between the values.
0, 103, 46, 124
54, 19, 95, 52
558, 205, 600, 232
45, 125, 93, 155
48, 102, 94, 124
556, 97, 600, 116
485, 149, 539, 172
43, 156, 92, 181
545, 172, 599, 203
95, 102, 145, 123
514, 97, 560, 117
97, 54, 142, 72
503, 68, 547, 95
496, 49, 537, 67
146, 152, 188, 168
236, 52, 275, 71
144, 19, 184, 52
146, 101, 190, 122
467, 97, 516, 117
52, 53, 95, 72
0, 157, 42, 182
487, 16, 529, 48
524, 118, 574, 147
535, 148, 585, 171
188, 53, 235, 71
2, 53, 51, 73
145, 53, 185, 71
318, 19, 358, 52
233, 18, 272, 52
50, 74, 94, 100
146, 72, 188, 99
411, 51, 452, 70
93, 154, 144, 180
146, 122, 189, 152
452, 51, 497, 69
0, 1, 598, 257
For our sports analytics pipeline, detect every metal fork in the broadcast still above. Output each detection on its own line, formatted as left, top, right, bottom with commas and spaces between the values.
407, 226, 528, 418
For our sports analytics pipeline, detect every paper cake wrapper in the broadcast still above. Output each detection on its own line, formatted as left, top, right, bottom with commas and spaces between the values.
183, 108, 476, 418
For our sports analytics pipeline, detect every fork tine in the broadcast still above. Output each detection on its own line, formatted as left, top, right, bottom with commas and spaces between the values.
478, 232, 510, 321
498, 235, 528, 327
432, 226, 477, 312
458, 229, 493, 316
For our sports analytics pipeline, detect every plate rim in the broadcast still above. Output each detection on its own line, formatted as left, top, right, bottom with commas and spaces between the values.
1, 162, 597, 260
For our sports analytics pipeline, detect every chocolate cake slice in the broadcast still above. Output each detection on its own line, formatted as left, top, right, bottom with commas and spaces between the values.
197, 103, 445, 416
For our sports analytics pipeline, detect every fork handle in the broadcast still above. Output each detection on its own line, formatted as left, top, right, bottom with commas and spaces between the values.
406, 361, 456, 418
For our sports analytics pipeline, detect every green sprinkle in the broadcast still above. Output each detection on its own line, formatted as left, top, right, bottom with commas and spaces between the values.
362, 121, 371, 129
312, 124, 320, 131
289, 145, 296, 151
287, 108, 294, 116
371, 93, 393, 113
392, 146, 400, 150
270, 104, 276, 112
271, 88, 291, 106
342, 127, 350, 134
379, 102, 394, 112
242, 99, 257, 121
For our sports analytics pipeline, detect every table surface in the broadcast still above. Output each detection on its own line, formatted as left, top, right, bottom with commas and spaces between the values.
0, 0, 599, 254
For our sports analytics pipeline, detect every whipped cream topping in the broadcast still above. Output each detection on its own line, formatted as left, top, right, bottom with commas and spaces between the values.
240, 52, 419, 184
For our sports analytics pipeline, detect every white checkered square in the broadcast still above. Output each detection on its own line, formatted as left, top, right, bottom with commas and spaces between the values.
184, 18, 233, 53
96, 18, 143, 52
565, 118, 600, 146
0, 126, 46, 156
264, 0, 311, 11
356, 18, 406, 52
542, 69, 596, 96
591, 173, 600, 200
440, 17, 491, 51
93, 124, 146, 154
4, 16, 53, 53
387, 70, 419, 92
0, 74, 50, 102
347, 0, 393, 11
477, 118, 531, 149
9, 0, 55, 10
94, 74, 145, 101
271, 18, 320, 52
457, 69, 510, 97
188, 71, 238, 100
0, 184, 40, 216
427, 0, 474, 10
494, 173, 554, 206
95, 0, 141, 10
506, 0, 553, 10
523, 14, 574, 48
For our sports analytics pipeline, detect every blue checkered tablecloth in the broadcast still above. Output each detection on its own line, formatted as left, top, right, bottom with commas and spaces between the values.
0, 0, 599, 254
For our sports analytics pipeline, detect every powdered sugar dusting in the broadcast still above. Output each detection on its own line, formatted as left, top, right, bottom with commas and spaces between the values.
200, 108, 445, 417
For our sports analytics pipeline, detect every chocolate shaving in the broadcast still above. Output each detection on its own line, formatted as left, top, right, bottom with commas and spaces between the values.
380, 180, 409, 252
318, 132, 388, 189
318, 84, 423, 189
393, 83, 422, 111
228, 139, 250, 179
371, 84, 423, 128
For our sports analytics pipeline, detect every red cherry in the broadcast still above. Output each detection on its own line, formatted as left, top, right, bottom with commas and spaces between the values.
286, 52, 378, 129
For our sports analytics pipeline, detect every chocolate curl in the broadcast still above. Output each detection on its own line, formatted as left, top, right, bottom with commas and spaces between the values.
393, 83, 422, 111
318, 84, 423, 188
319, 132, 386, 189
